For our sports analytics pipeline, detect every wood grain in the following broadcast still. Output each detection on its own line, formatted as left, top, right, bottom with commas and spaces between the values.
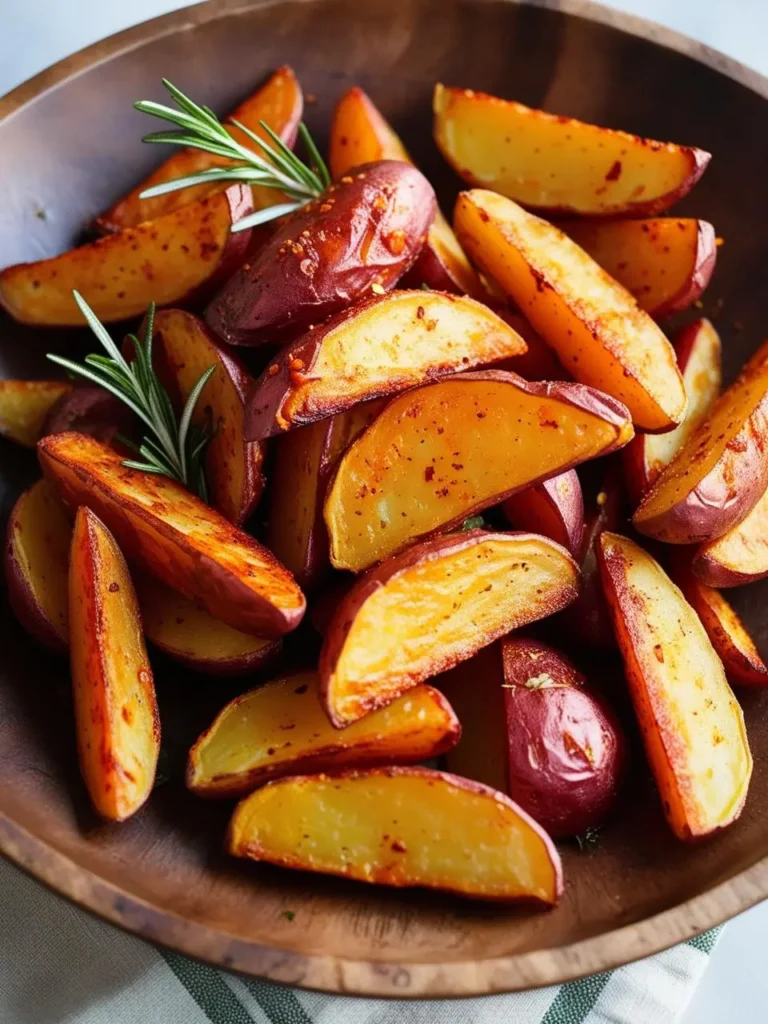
1, 0, 768, 997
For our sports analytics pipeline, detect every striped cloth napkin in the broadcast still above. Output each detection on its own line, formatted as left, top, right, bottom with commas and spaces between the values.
0, 856, 718, 1024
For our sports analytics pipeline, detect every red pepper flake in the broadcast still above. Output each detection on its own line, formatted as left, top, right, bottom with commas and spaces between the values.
391, 839, 407, 853
605, 160, 622, 181
416, 306, 425, 319
424, 466, 435, 482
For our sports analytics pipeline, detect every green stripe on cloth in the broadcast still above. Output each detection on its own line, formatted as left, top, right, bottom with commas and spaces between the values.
540, 971, 611, 1024
243, 979, 313, 1024
160, 950, 255, 1024
687, 929, 720, 954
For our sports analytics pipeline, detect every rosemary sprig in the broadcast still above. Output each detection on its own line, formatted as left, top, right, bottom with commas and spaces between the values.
134, 80, 331, 231
47, 291, 214, 500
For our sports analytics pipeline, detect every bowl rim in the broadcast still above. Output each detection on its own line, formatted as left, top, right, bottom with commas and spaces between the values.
2, 0, 768, 998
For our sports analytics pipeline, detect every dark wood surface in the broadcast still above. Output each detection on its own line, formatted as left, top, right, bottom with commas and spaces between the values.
1, 0, 768, 997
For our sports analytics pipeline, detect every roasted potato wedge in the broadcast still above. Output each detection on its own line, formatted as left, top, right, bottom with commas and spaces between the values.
0, 185, 254, 326
136, 575, 281, 676
267, 401, 385, 588
670, 552, 768, 686
442, 640, 626, 838
96, 66, 302, 232
69, 507, 160, 821
188, 672, 460, 797
624, 319, 721, 504
206, 161, 436, 345
0, 380, 72, 447
246, 290, 527, 437
494, 310, 569, 382
559, 219, 717, 318
320, 530, 579, 727
42, 384, 136, 446
325, 369, 633, 572
39, 432, 305, 637
4, 479, 71, 651
693, 486, 768, 587
330, 85, 484, 297
454, 189, 686, 432
502, 469, 584, 556
434, 84, 710, 217
227, 766, 563, 905
598, 532, 752, 840
634, 338, 768, 544
147, 309, 264, 524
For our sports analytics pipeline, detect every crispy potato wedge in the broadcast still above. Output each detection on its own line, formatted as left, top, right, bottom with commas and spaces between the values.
624, 319, 721, 505
562, 469, 625, 648
246, 290, 527, 438
670, 552, 768, 686
42, 384, 136, 446
0, 185, 254, 326
598, 532, 752, 840
633, 338, 768, 544
494, 310, 569, 382
320, 530, 579, 727
147, 309, 264, 524
206, 161, 436, 345
267, 401, 385, 588
325, 369, 633, 572
330, 86, 484, 297
39, 432, 305, 637
434, 84, 710, 217
559, 219, 716, 318
188, 672, 460, 797
135, 575, 281, 676
454, 189, 686, 432
0, 380, 72, 447
502, 469, 584, 556
69, 507, 160, 821
693, 486, 768, 587
4, 479, 71, 651
96, 66, 302, 232
227, 766, 563, 905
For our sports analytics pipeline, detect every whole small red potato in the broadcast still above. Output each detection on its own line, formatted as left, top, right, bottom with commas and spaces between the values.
205, 160, 436, 345
501, 637, 627, 838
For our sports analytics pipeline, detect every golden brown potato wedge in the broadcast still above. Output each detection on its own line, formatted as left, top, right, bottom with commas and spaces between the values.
0, 380, 72, 447
0, 185, 254, 326
558, 219, 716, 318
330, 85, 484, 297
598, 531, 752, 840
147, 309, 264, 524
502, 469, 584, 556
325, 369, 633, 572
39, 432, 305, 637
206, 161, 436, 345
623, 319, 721, 504
135, 575, 281, 676
96, 66, 303, 232
188, 672, 460, 797
227, 766, 563, 905
670, 552, 768, 687
434, 84, 710, 217
454, 189, 686, 432
320, 530, 579, 727
634, 338, 768, 544
494, 310, 569, 382
246, 290, 527, 437
69, 507, 160, 821
693, 486, 768, 587
267, 401, 385, 588
4, 479, 71, 652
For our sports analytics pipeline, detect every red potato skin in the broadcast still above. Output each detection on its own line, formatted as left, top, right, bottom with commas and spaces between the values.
501, 637, 627, 838
206, 161, 436, 346
42, 385, 136, 446
228, 765, 564, 905
319, 529, 580, 727
652, 221, 717, 319
502, 470, 584, 557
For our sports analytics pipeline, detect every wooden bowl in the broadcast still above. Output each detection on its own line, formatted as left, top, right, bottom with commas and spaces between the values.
1, 0, 768, 998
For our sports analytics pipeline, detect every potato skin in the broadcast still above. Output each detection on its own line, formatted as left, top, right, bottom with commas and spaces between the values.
501, 637, 626, 838
43, 385, 136, 445
205, 161, 436, 345
502, 470, 584, 557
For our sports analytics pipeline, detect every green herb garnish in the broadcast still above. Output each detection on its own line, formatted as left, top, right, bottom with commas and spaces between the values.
134, 80, 331, 232
47, 291, 213, 499
281, 910, 296, 922
575, 826, 602, 852
461, 515, 487, 531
